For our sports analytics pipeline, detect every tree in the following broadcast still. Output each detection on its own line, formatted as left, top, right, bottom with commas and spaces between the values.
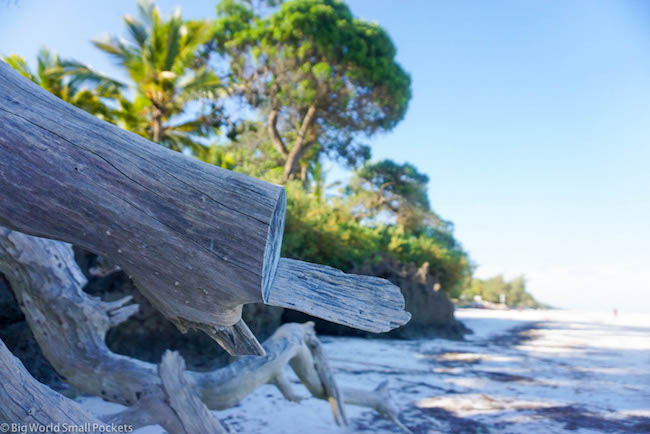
218, 0, 411, 182
346, 159, 446, 232
463, 274, 543, 308
4, 47, 120, 122
92, 0, 223, 153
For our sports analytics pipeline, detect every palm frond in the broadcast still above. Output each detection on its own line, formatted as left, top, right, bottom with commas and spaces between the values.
136, 0, 156, 27
60, 59, 126, 91
178, 68, 221, 99
162, 7, 183, 72
92, 36, 136, 65
3, 54, 36, 82
123, 14, 149, 48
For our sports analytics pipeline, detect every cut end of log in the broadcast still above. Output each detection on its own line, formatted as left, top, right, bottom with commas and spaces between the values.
265, 258, 411, 333
261, 187, 286, 303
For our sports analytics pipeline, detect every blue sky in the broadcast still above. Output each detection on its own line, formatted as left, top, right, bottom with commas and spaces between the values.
1, 0, 648, 312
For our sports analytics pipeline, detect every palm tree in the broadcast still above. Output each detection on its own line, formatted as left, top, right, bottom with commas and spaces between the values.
4, 48, 120, 122
92, 0, 222, 153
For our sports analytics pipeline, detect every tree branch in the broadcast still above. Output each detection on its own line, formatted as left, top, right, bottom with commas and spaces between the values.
157, 351, 227, 434
282, 104, 317, 181
268, 108, 289, 158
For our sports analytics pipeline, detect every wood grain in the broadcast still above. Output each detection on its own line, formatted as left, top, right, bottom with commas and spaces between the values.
0, 61, 286, 340
267, 258, 412, 333
0, 339, 104, 432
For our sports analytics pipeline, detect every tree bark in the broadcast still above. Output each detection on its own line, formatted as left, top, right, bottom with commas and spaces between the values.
0, 61, 410, 352
282, 104, 317, 181
267, 108, 289, 158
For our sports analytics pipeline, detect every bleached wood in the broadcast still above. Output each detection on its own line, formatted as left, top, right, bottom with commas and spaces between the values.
304, 332, 347, 425
101, 353, 228, 434
158, 351, 227, 434
268, 258, 411, 332
0, 61, 285, 354
0, 228, 410, 431
0, 339, 104, 433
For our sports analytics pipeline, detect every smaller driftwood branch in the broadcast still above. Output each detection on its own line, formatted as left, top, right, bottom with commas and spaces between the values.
304, 332, 347, 425
158, 351, 227, 434
102, 351, 227, 434
102, 351, 228, 434
267, 258, 411, 333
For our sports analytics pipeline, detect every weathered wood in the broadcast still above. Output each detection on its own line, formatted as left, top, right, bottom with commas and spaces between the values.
100, 352, 228, 434
0, 61, 285, 353
344, 382, 414, 434
0, 339, 104, 433
101, 396, 183, 433
158, 351, 227, 434
0, 228, 410, 431
304, 332, 347, 426
0, 62, 410, 345
268, 258, 412, 332
0, 226, 161, 405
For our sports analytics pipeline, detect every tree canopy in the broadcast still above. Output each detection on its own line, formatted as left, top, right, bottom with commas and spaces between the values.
217, 0, 412, 181
346, 160, 433, 229
460, 275, 545, 308
92, 0, 223, 153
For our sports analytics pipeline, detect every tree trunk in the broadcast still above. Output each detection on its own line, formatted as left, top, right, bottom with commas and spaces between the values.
152, 106, 162, 144
282, 104, 317, 181
267, 108, 289, 158
0, 61, 410, 353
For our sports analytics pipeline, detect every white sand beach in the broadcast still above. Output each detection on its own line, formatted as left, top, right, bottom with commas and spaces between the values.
79, 308, 650, 433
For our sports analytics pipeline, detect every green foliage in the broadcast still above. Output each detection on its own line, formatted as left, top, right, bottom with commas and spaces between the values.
92, 0, 223, 152
461, 275, 544, 308
217, 0, 411, 180
3, 48, 121, 122
282, 182, 470, 293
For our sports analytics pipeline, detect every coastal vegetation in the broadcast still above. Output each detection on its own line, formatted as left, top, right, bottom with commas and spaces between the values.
5, 0, 473, 299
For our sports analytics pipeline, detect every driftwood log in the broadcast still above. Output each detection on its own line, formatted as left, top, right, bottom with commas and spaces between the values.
0, 61, 410, 355
0, 227, 410, 432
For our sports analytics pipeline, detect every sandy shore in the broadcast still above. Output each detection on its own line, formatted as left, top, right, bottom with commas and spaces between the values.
79, 308, 650, 433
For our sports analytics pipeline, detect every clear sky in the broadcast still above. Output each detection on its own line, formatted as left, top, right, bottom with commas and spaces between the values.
1, 0, 649, 312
